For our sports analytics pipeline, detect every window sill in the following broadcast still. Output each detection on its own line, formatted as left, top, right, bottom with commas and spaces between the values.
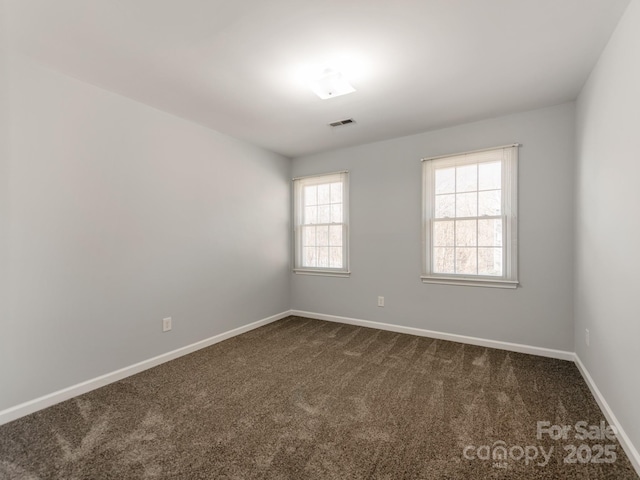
294, 269, 351, 278
421, 276, 518, 289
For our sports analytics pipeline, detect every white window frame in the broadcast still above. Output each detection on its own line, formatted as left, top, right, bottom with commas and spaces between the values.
422, 144, 519, 288
293, 171, 350, 277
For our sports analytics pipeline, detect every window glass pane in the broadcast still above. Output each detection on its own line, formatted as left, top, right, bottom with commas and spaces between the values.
303, 247, 317, 267
435, 167, 455, 194
318, 205, 330, 224
303, 226, 316, 246
456, 248, 477, 275
331, 204, 343, 223
479, 190, 501, 216
456, 164, 477, 193
330, 182, 343, 203
435, 194, 455, 218
478, 219, 503, 247
479, 161, 501, 191
433, 220, 454, 247
318, 184, 331, 205
423, 147, 516, 283
317, 247, 329, 268
317, 226, 329, 247
478, 247, 503, 276
295, 173, 348, 272
329, 225, 342, 246
304, 206, 317, 224
455, 220, 477, 247
304, 185, 317, 206
329, 247, 343, 268
433, 247, 455, 274
456, 192, 477, 217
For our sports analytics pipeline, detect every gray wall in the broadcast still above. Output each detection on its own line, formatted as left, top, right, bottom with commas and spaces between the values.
0, 0, 9, 391
292, 103, 576, 352
0, 56, 291, 411
575, 0, 640, 456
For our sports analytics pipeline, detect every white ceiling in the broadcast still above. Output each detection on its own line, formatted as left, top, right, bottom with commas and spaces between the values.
6, 0, 631, 158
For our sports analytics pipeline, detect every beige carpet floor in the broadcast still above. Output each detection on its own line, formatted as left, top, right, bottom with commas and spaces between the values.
0, 316, 638, 479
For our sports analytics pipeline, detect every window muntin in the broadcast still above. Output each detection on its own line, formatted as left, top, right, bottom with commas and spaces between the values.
422, 145, 518, 288
293, 172, 349, 276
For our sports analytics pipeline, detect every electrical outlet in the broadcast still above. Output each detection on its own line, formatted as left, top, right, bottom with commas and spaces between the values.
163, 317, 172, 332
377, 296, 384, 307
585, 329, 590, 347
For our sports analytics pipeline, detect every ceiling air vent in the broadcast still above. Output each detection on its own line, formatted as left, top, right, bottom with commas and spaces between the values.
329, 118, 355, 127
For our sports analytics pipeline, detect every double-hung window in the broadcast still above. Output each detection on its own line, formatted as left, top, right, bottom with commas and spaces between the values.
422, 144, 519, 288
293, 171, 349, 276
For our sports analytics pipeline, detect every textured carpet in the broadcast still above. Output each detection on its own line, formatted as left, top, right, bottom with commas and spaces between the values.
0, 316, 637, 479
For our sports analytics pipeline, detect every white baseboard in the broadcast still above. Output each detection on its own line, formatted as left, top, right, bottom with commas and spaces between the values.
574, 354, 640, 476
0, 310, 292, 427
290, 310, 575, 361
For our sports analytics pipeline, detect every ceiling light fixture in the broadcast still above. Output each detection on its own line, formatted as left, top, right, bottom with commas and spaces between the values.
309, 69, 356, 100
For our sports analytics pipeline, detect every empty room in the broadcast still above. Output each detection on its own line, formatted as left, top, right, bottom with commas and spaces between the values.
1, 0, 639, 478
